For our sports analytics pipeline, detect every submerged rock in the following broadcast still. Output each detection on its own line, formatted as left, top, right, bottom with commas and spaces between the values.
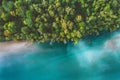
104, 33, 120, 51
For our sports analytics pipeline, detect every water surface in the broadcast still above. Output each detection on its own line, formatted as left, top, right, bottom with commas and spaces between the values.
0, 30, 120, 80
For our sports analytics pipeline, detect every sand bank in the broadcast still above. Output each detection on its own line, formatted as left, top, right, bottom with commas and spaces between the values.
0, 41, 34, 55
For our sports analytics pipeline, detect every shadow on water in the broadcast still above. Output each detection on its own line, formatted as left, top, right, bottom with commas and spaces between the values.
0, 29, 120, 80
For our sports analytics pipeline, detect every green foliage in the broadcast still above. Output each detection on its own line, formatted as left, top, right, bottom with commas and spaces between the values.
0, 0, 120, 43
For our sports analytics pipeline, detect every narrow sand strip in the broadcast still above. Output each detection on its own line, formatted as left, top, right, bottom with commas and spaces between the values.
0, 41, 33, 54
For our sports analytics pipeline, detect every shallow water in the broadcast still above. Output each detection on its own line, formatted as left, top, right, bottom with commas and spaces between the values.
0, 30, 120, 80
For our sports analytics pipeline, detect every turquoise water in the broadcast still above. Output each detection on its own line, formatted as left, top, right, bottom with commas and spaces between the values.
0, 30, 120, 80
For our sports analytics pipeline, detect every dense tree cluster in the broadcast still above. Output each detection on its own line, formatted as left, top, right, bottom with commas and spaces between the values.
0, 0, 120, 43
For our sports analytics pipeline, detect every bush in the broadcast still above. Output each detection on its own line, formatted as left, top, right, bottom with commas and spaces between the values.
0, 0, 120, 43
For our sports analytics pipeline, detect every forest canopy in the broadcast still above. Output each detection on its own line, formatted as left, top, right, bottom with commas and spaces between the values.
0, 0, 120, 43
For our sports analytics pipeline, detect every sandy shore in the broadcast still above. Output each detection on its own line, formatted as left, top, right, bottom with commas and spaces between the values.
0, 41, 33, 53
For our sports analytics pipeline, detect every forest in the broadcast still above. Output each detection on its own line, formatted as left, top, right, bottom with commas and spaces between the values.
0, 0, 120, 43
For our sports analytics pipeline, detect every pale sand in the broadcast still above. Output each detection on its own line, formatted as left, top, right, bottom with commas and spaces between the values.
0, 41, 33, 53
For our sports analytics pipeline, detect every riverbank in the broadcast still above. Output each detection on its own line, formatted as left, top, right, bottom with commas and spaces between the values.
0, 41, 34, 56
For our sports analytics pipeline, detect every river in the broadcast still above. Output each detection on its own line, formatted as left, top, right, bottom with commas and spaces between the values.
0, 30, 120, 80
